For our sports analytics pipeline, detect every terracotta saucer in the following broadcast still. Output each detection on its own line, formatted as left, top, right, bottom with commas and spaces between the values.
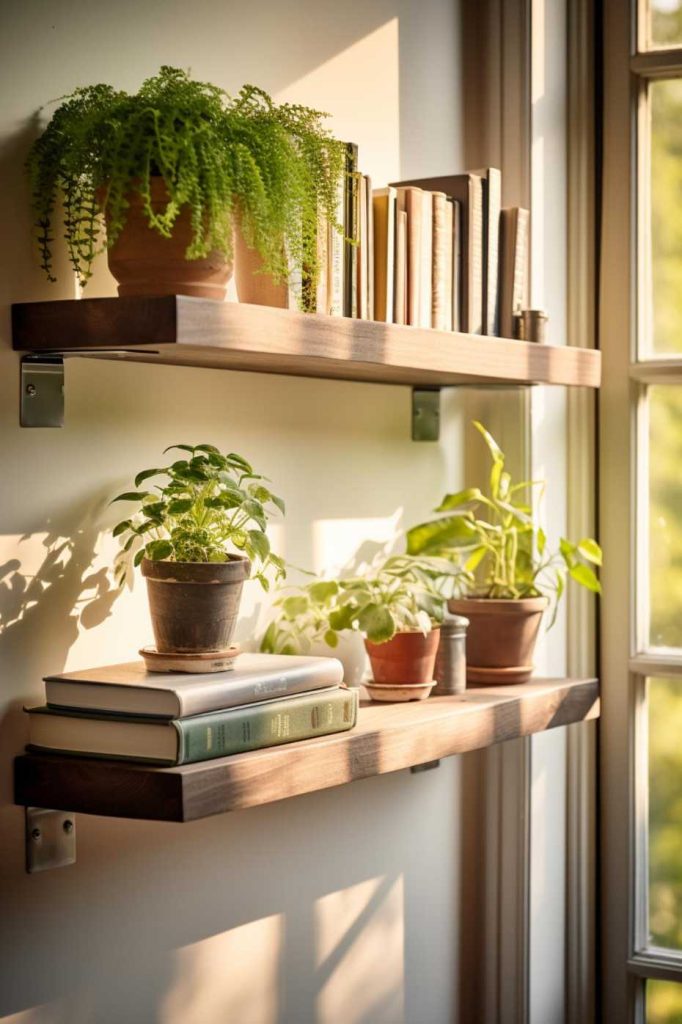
466, 665, 533, 686
365, 680, 435, 702
140, 645, 240, 674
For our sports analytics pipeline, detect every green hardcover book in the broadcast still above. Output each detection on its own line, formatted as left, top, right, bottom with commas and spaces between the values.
26, 687, 358, 766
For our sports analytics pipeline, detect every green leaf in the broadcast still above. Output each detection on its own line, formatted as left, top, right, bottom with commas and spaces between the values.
260, 621, 278, 653
164, 444, 195, 455
568, 562, 601, 593
282, 594, 309, 619
406, 515, 477, 555
134, 468, 165, 488
435, 488, 483, 512
241, 498, 266, 529
167, 498, 193, 515
133, 548, 146, 567
111, 490, 150, 503
329, 604, 358, 631
357, 603, 395, 644
537, 527, 547, 556
112, 520, 131, 537
473, 420, 504, 463
465, 545, 487, 572
247, 530, 270, 561
194, 444, 220, 454
271, 494, 286, 515
324, 629, 339, 648
560, 538, 577, 561
308, 580, 339, 604
577, 538, 602, 566
146, 539, 173, 560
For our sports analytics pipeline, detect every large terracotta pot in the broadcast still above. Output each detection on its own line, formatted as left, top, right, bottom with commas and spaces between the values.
448, 597, 548, 685
141, 556, 250, 654
104, 178, 233, 300
365, 629, 441, 686
233, 221, 290, 308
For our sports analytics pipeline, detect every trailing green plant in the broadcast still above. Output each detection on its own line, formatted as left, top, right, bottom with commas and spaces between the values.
328, 554, 464, 645
111, 443, 286, 589
406, 421, 601, 625
27, 66, 346, 292
260, 579, 341, 655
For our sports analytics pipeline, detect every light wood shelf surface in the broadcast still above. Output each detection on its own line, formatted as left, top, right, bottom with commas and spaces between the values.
14, 677, 599, 823
12, 297, 601, 389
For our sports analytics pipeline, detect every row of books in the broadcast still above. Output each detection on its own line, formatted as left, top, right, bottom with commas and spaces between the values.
24, 653, 357, 766
310, 154, 529, 342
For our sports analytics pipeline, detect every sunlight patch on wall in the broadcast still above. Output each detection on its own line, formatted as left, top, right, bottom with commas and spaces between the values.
275, 20, 401, 188
160, 914, 282, 1024
312, 511, 403, 577
315, 875, 405, 1023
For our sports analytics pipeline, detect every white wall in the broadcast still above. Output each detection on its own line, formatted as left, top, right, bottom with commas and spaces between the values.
0, 2, 467, 1023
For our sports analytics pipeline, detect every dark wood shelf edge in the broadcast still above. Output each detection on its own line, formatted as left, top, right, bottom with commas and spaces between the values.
14, 677, 599, 824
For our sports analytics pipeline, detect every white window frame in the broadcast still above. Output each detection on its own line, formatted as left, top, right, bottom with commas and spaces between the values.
601, 0, 682, 1018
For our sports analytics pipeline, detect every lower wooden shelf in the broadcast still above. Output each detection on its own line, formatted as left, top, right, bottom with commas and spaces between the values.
14, 677, 598, 823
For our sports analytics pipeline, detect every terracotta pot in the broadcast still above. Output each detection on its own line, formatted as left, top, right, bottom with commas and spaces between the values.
448, 597, 548, 685
141, 556, 250, 654
365, 629, 441, 686
233, 215, 289, 308
104, 178, 233, 300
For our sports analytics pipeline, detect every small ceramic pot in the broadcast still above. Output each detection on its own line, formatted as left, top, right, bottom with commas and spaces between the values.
364, 628, 441, 686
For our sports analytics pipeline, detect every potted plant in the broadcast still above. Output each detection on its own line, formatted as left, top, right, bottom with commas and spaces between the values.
327, 554, 461, 701
261, 579, 341, 655
27, 66, 345, 302
407, 421, 601, 684
112, 443, 285, 654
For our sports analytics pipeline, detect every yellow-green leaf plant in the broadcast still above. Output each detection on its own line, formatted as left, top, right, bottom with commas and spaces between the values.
406, 421, 601, 627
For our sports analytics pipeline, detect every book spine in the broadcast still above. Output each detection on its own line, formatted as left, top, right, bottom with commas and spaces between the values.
420, 190, 433, 329
176, 688, 358, 765
431, 192, 448, 331
366, 175, 374, 321
399, 188, 422, 327
394, 209, 407, 325
178, 668, 344, 717
468, 177, 484, 334
484, 168, 502, 335
357, 175, 368, 319
451, 199, 461, 332
328, 173, 346, 316
343, 143, 359, 318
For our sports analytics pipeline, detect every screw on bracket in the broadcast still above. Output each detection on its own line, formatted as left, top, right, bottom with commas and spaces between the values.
25, 808, 76, 873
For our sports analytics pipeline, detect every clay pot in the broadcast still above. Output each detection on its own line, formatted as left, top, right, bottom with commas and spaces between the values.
141, 556, 250, 654
233, 221, 289, 308
104, 178, 233, 300
448, 597, 548, 685
365, 628, 441, 686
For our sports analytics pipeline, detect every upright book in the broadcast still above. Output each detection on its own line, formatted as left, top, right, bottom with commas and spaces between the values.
474, 167, 502, 335
499, 207, 530, 339
44, 653, 344, 718
396, 186, 423, 327
372, 187, 396, 323
27, 687, 358, 766
343, 143, 360, 318
393, 173, 484, 334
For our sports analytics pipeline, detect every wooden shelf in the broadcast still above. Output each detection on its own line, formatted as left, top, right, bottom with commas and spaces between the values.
12, 297, 601, 389
14, 677, 598, 823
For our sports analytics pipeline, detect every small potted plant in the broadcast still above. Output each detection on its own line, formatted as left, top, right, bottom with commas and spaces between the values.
407, 421, 601, 684
327, 554, 461, 701
261, 580, 341, 655
27, 66, 345, 302
112, 443, 285, 655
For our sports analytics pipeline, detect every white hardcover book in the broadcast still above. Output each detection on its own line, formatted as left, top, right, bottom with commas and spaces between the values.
372, 187, 396, 323
420, 190, 433, 329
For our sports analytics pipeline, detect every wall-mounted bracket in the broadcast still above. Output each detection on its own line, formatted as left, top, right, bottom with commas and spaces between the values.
25, 807, 76, 873
20, 355, 64, 427
412, 388, 440, 441
410, 759, 441, 774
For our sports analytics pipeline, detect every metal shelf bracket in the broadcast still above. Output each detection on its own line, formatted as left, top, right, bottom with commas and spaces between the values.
412, 388, 441, 441
20, 355, 64, 427
25, 807, 76, 873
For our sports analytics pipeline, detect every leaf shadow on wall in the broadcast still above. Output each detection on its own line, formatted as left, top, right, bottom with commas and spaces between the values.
0, 507, 120, 807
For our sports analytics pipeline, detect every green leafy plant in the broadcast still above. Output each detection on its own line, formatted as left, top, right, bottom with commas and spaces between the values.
27, 66, 346, 291
260, 579, 341, 655
406, 421, 601, 625
112, 443, 285, 589
328, 554, 462, 645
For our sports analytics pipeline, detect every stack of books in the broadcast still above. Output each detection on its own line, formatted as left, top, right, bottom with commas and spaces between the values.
308, 153, 529, 342
24, 653, 358, 766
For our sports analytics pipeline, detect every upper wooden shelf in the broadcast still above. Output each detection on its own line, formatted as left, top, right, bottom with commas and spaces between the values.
12, 297, 602, 389
14, 677, 599, 823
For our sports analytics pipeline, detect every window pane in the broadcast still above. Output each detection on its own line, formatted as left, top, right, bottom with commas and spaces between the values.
648, 1, 682, 49
650, 80, 682, 355
649, 387, 682, 647
649, 678, 682, 949
648, 979, 682, 1023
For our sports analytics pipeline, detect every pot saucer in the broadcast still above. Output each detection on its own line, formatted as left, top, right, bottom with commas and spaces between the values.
365, 680, 435, 702
466, 664, 533, 686
140, 645, 240, 674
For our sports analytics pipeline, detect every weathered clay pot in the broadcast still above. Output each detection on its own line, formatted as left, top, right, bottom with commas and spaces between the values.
448, 597, 548, 684
141, 556, 250, 654
365, 628, 441, 686
233, 222, 290, 308
104, 178, 233, 300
